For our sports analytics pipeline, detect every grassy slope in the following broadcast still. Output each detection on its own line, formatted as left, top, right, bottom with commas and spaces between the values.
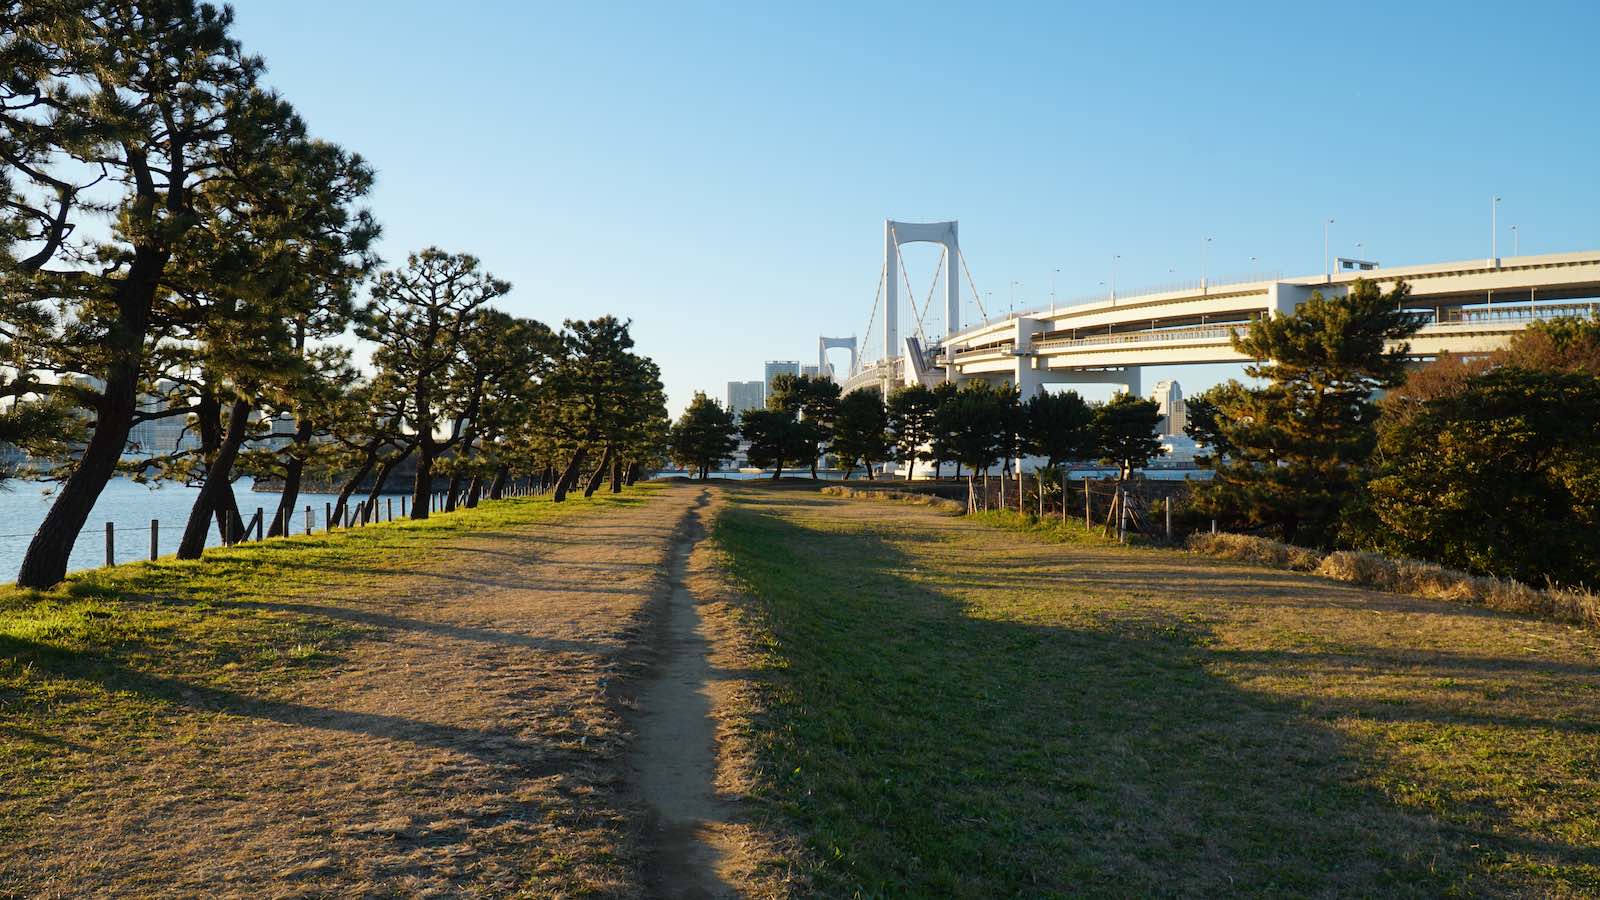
0, 486, 659, 842
713, 489, 1600, 897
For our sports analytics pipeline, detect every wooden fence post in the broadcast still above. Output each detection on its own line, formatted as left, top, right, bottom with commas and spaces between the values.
401, 495, 408, 517
305, 506, 313, 536
1118, 487, 1128, 544
105, 521, 114, 567
388, 497, 393, 521
1084, 480, 1091, 530
325, 502, 333, 533
1165, 497, 1173, 541
150, 518, 158, 561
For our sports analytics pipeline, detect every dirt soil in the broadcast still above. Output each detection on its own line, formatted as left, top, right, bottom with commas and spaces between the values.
8, 483, 753, 897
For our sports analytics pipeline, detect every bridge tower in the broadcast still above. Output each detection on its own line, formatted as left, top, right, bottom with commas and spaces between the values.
818, 335, 857, 378
884, 220, 959, 364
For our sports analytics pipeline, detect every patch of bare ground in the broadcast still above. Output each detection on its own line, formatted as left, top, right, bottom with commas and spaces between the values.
633, 487, 809, 898
4, 485, 712, 897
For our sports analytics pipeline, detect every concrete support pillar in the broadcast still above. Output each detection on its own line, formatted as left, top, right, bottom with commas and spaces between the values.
945, 223, 960, 335
884, 221, 898, 363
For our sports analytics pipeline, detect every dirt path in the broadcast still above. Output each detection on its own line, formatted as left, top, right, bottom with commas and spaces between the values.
632, 488, 740, 898
12, 484, 717, 897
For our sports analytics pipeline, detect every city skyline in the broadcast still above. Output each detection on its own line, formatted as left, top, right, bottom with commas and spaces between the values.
223, 1, 1600, 412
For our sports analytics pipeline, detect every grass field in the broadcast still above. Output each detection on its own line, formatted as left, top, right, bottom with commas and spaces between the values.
0, 487, 659, 861
712, 488, 1600, 897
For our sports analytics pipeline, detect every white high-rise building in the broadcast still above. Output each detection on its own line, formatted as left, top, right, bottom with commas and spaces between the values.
726, 381, 764, 418
763, 360, 800, 395
1149, 379, 1186, 437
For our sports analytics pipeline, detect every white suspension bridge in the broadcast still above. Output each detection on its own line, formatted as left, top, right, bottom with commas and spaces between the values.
818, 219, 1600, 399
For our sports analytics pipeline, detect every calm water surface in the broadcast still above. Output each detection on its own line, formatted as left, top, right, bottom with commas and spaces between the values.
0, 477, 343, 582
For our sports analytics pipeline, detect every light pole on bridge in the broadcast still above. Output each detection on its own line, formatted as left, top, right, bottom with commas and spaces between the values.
1324, 218, 1335, 282
1492, 196, 1501, 267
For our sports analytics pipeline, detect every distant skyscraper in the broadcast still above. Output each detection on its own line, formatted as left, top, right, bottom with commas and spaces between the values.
764, 360, 800, 395
800, 364, 821, 378
1149, 379, 1186, 436
726, 380, 764, 417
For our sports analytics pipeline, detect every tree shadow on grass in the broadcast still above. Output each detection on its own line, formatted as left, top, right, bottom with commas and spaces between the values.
717, 502, 1591, 897
1, 630, 576, 776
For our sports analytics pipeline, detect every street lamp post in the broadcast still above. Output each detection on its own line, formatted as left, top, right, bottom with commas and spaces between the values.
1511, 224, 1519, 257
1324, 218, 1334, 282
1110, 255, 1120, 305
1201, 237, 1212, 292
1492, 196, 1501, 266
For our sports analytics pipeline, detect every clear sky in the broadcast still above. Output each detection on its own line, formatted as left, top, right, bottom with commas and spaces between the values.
228, 0, 1600, 412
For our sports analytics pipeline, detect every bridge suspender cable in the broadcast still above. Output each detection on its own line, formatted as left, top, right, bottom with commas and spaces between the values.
916, 248, 947, 339
958, 245, 988, 321
860, 261, 886, 369
891, 226, 932, 346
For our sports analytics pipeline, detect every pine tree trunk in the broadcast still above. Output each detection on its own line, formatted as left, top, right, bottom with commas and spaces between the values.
268, 419, 315, 538
178, 398, 252, 559
466, 474, 484, 507
333, 449, 378, 527
553, 446, 587, 503
583, 445, 613, 498
444, 471, 463, 512
967, 472, 976, 513
366, 454, 402, 511
16, 250, 162, 588
609, 456, 623, 493
625, 462, 641, 486
410, 445, 436, 519
489, 465, 510, 500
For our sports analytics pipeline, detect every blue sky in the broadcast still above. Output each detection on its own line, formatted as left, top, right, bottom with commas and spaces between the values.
229, 0, 1600, 411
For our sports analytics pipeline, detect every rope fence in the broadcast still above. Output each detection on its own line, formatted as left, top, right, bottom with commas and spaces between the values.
9, 476, 553, 572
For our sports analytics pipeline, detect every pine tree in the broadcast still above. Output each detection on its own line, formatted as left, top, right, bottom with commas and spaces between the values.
2, 2, 278, 587
886, 384, 936, 479
1203, 279, 1425, 546
933, 381, 1015, 511
739, 407, 806, 480
360, 249, 510, 517
669, 393, 740, 480
832, 387, 892, 479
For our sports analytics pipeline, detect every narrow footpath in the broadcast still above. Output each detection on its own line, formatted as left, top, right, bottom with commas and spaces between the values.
7, 484, 738, 897
632, 488, 739, 898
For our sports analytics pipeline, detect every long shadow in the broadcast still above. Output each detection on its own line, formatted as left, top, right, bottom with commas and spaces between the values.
136, 594, 620, 658
0, 633, 572, 776
716, 498, 1594, 896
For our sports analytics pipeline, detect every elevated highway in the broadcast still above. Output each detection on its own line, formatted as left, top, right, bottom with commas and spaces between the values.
841, 249, 1600, 397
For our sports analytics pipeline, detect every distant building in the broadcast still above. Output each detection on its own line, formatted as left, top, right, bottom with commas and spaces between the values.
1149, 379, 1186, 437
764, 360, 800, 396
726, 381, 764, 418
1154, 434, 1199, 466
800, 364, 821, 378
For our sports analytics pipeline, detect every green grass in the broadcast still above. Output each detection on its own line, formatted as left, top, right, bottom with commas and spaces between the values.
713, 488, 1600, 897
0, 485, 659, 840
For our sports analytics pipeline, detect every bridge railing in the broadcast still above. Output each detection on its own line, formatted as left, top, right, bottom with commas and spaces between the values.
1433, 301, 1598, 325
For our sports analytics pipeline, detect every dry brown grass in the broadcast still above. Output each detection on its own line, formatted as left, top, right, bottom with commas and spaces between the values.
818, 484, 965, 515
0, 486, 708, 897
1317, 549, 1600, 628
1187, 532, 1600, 629
682, 489, 815, 897
1185, 530, 1323, 571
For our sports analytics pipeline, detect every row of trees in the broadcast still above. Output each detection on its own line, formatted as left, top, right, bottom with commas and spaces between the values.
1184, 279, 1599, 587
0, 3, 666, 588
670, 372, 1166, 510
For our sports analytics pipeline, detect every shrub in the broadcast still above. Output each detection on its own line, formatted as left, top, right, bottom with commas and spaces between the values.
1185, 532, 1323, 572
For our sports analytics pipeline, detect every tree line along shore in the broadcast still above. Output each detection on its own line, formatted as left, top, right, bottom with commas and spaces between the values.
671, 281, 1600, 591
1, 5, 671, 590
